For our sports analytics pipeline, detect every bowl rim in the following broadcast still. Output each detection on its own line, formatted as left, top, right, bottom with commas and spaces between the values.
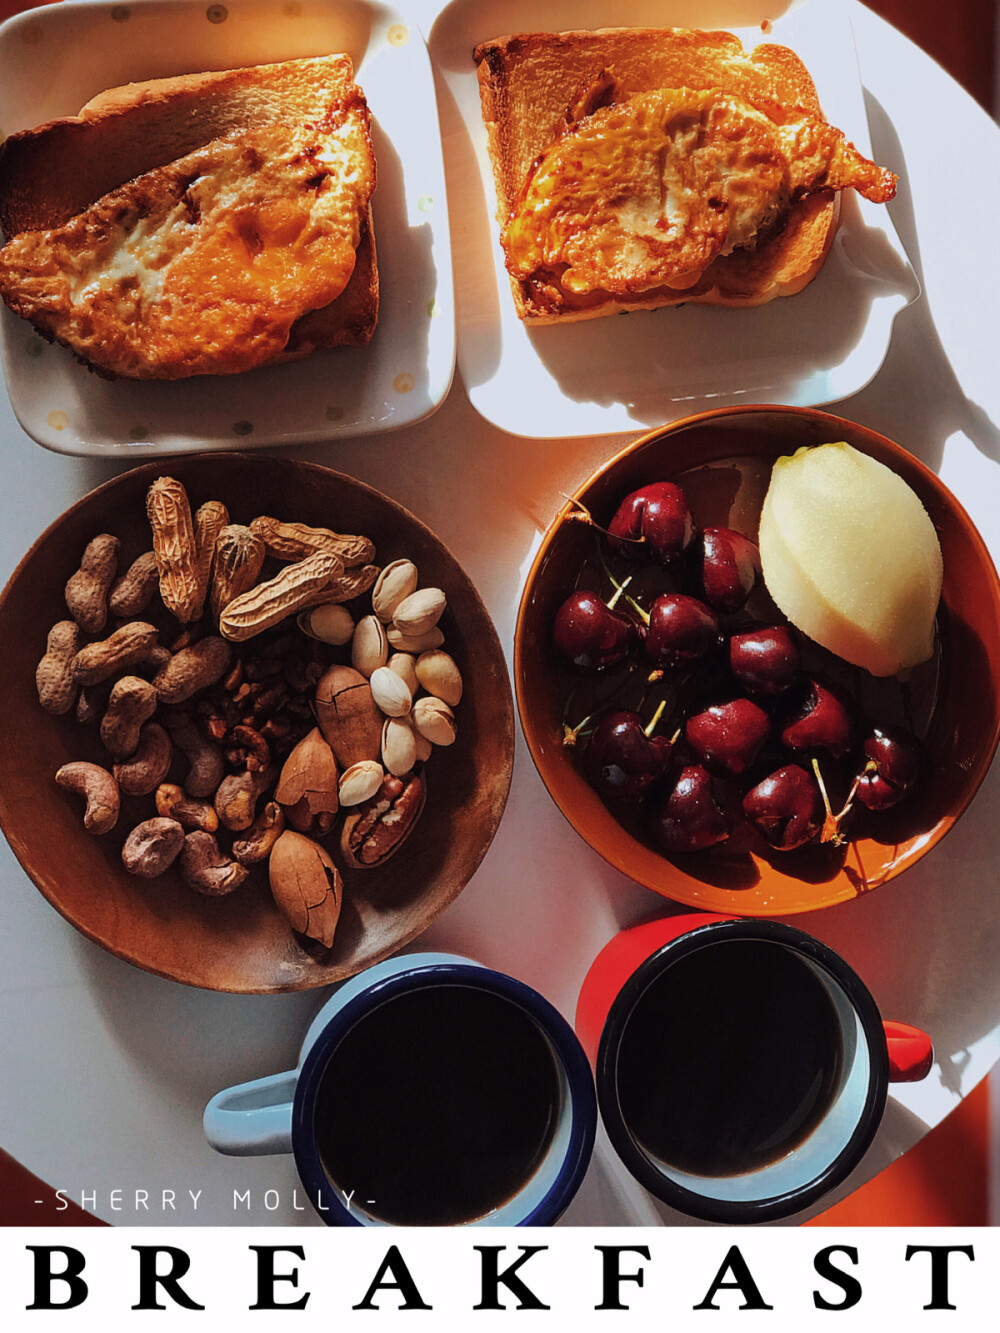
514, 403, 1000, 915
0, 452, 515, 991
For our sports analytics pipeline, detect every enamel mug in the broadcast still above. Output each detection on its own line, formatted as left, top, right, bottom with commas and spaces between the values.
576, 913, 932, 1224
205, 952, 596, 1226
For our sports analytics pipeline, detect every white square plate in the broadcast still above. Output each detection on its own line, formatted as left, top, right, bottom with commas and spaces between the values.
0, 0, 455, 456
428, 0, 919, 438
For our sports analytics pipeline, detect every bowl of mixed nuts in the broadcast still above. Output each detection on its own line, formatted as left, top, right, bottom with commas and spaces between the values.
0, 454, 514, 992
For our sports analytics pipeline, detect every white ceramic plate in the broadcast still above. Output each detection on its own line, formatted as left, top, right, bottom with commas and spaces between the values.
427, 0, 919, 439
0, 0, 455, 456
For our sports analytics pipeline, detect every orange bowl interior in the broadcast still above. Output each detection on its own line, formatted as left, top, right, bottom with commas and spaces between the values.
515, 406, 1000, 916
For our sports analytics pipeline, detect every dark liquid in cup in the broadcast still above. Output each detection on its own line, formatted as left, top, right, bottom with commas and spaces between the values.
616, 941, 843, 1178
314, 985, 560, 1225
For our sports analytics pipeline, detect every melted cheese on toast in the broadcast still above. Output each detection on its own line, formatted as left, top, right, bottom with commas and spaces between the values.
502, 87, 896, 299
0, 100, 375, 379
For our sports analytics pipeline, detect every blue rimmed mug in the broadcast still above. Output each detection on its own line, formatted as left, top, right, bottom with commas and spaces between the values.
204, 952, 596, 1226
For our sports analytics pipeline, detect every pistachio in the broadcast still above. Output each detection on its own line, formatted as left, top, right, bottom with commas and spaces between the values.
338, 759, 386, 806
382, 717, 418, 777
387, 651, 419, 695
415, 649, 463, 707
412, 728, 434, 763
412, 696, 457, 747
392, 587, 446, 637
372, 559, 419, 623
386, 625, 445, 654
351, 614, 389, 678
297, 603, 355, 646
369, 666, 412, 718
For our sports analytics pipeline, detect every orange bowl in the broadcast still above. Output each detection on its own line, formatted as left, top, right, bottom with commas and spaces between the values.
515, 406, 1000, 915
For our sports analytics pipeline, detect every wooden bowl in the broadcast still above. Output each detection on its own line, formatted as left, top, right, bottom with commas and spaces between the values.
516, 406, 1000, 916
0, 455, 514, 991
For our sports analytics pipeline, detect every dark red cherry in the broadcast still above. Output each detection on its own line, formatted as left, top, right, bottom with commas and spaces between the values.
856, 725, 922, 810
728, 627, 801, 697
780, 678, 854, 757
743, 764, 823, 851
586, 711, 673, 800
608, 483, 695, 563
699, 528, 761, 613
645, 594, 720, 668
685, 698, 771, 775
553, 590, 640, 672
651, 765, 731, 853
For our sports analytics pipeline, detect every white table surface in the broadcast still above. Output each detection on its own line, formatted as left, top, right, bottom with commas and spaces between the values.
2, 0, 999, 1227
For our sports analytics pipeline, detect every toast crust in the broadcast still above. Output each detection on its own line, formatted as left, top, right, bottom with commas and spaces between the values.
0, 56, 378, 367
474, 27, 840, 321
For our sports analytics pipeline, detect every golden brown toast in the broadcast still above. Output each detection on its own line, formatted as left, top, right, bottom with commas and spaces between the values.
474, 28, 887, 323
0, 56, 378, 375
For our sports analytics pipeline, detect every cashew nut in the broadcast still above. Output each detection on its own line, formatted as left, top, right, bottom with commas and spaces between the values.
113, 723, 172, 797
160, 713, 225, 799
121, 818, 185, 878
232, 802, 286, 867
155, 783, 219, 832
55, 762, 120, 835
179, 831, 249, 896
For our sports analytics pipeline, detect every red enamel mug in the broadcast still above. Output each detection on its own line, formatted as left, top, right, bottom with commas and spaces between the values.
576, 912, 932, 1224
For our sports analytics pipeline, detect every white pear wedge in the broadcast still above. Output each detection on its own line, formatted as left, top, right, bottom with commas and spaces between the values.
758, 442, 943, 677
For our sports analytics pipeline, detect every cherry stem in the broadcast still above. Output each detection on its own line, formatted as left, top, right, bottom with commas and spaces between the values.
562, 494, 644, 546
596, 542, 650, 624
811, 757, 846, 846
562, 712, 594, 747
644, 699, 667, 737
607, 574, 633, 612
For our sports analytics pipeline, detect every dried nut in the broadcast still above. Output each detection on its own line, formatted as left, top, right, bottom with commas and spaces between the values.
36, 620, 81, 715
338, 759, 385, 807
155, 783, 219, 832
65, 534, 119, 634
314, 665, 384, 768
301, 564, 380, 608
297, 603, 355, 645
161, 716, 225, 799
228, 724, 270, 773
113, 722, 172, 796
179, 830, 249, 896
415, 649, 463, 707
274, 727, 340, 831
250, 516, 376, 569
193, 500, 229, 619
372, 559, 419, 623
209, 524, 266, 620
220, 551, 344, 641
146, 477, 202, 623
351, 614, 389, 678
268, 830, 342, 946
341, 771, 426, 868
152, 637, 232, 704
121, 817, 185, 878
72, 621, 159, 685
232, 801, 286, 866
387, 652, 419, 695
142, 644, 173, 675
382, 717, 417, 777
392, 588, 446, 636
369, 665, 412, 717
412, 728, 433, 763
412, 696, 457, 747
108, 551, 159, 618
100, 675, 158, 758
55, 761, 120, 834
215, 765, 275, 832
386, 625, 445, 654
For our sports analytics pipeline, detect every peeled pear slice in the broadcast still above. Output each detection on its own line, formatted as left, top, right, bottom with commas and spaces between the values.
758, 442, 943, 677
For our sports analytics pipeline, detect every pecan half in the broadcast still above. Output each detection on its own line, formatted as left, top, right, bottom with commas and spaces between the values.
340, 771, 426, 868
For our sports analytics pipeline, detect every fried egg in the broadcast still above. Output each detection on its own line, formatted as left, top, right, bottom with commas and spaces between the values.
0, 98, 375, 379
502, 87, 896, 298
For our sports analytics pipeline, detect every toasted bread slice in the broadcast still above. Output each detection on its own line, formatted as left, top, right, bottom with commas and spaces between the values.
0, 56, 378, 374
474, 28, 885, 323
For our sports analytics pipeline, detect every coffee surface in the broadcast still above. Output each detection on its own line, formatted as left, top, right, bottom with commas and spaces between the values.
315, 985, 560, 1225
616, 940, 843, 1178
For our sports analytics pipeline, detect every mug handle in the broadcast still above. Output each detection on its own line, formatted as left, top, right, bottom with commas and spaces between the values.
203, 1070, 298, 1155
883, 1021, 934, 1082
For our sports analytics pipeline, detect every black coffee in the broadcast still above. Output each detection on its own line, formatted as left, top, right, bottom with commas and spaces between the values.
314, 985, 560, 1225
615, 940, 843, 1178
